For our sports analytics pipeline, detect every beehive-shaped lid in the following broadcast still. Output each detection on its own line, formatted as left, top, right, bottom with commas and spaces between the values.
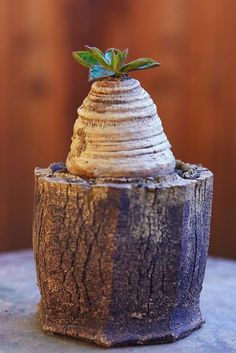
66, 77, 175, 178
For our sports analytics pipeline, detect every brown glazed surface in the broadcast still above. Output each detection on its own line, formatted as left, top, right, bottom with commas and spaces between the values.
66, 77, 175, 178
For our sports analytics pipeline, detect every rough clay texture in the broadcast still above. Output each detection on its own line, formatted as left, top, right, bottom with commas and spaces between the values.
32, 165, 213, 347
66, 77, 175, 178
2, 252, 236, 353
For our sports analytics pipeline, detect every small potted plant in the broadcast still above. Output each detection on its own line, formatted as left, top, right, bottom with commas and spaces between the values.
33, 46, 213, 347
66, 45, 175, 178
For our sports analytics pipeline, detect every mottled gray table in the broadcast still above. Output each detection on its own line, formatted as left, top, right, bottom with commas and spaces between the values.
0, 251, 236, 353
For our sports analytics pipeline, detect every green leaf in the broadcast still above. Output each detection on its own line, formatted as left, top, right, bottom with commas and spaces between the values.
85, 45, 111, 70
113, 49, 121, 55
133, 62, 160, 71
72, 51, 99, 68
121, 48, 128, 64
112, 51, 122, 73
121, 58, 160, 73
105, 49, 123, 71
89, 65, 115, 82
105, 48, 114, 64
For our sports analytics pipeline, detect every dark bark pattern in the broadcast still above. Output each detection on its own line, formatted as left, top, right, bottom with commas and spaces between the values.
32, 165, 213, 347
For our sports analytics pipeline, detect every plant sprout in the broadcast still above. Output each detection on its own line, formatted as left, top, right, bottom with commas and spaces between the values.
72, 45, 160, 82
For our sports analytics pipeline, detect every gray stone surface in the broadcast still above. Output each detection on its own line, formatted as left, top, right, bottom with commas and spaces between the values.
0, 250, 236, 353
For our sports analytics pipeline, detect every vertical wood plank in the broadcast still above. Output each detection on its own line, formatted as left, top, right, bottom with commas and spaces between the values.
0, 0, 71, 250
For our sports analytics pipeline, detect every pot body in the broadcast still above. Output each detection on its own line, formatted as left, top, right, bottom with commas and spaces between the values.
66, 77, 175, 178
33, 164, 213, 347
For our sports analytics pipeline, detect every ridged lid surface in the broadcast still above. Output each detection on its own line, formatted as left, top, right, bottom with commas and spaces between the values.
66, 77, 175, 178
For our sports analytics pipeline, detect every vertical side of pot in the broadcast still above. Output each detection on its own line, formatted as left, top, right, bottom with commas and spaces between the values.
32, 169, 121, 344
103, 172, 213, 346
170, 173, 214, 338
32, 168, 213, 347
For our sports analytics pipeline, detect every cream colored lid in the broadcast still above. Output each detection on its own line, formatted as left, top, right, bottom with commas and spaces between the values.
66, 77, 175, 178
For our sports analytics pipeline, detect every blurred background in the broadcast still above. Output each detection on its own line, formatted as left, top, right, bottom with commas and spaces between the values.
0, 0, 235, 257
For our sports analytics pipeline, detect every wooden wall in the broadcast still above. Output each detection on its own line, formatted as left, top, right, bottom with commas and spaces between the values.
0, 0, 235, 258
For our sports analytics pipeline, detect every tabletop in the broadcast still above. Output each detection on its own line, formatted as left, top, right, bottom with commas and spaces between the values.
0, 250, 236, 353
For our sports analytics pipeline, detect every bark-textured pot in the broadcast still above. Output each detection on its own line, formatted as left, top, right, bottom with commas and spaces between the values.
33, 162, 213, 347
66, 77, 175, 178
